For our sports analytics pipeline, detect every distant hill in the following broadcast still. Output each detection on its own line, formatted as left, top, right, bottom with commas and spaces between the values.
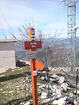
14, 38, 79, 66
43, 37, 79, 48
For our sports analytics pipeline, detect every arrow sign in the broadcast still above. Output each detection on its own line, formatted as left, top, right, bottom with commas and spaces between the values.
35, 61, 45, 71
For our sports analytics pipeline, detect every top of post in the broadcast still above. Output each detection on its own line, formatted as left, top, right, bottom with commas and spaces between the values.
29, 28, 35, 41
24, 27, 42, 51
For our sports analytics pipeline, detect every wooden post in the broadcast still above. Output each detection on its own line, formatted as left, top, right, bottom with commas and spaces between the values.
24, 28, 44, 105
29, 28, 38, 105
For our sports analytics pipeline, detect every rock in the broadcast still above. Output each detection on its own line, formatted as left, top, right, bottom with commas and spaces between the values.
59, 76, 65, 84
67, 87, 70, 90
55, 88, 62, 98
41, 92, 47, 99
61, 83, 68, 91
69, 93, 73, 97
42, 71, 46, 74
49, 85, 53, 92
65, 98, 75, 105
53, 96, 67, 105
50, 78, 53, 81
48, 67, 52, 70
39, 84, 45, 89
53, 74, 59, 79
20, 102, 25, 105
52, 85, 57, 90
20, 102, 23, 105
24, 101, 30, 105
0, 89, 2, 91
74, 100, 77, 105
52, 85, 62, 98
26, 77, 29, 80
75, 97, 79, 105
9, 90, 14, 94
23, 80, 25, 83
43, 97, 54, 103
37, 83, 41, 86
50, 78, 57, 82
17, 88, 20, 93
74, 90, 79, 94
52, 74, 60, 82
12, 69, 14, 72
41, 76, 45, 80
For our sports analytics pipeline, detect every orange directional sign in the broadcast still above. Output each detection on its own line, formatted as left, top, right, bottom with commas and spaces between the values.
35, 61, 45, 71
24, 28, 44, 105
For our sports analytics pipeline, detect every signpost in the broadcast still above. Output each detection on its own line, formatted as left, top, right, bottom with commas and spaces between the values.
24, 28, 44, 105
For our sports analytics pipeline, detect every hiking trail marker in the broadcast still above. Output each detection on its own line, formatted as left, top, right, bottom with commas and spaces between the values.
24, 28, 45, 105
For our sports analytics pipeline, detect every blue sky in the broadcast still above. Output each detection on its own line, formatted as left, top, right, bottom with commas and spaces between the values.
0, 0, 79, 39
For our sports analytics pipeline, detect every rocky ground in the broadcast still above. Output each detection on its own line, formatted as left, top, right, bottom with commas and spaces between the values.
0, 66, 79, 105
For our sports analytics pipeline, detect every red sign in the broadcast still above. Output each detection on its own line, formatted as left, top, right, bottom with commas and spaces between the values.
24, 40, 42, 50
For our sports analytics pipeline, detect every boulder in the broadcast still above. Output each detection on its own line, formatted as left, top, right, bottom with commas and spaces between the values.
41, 92, 47, 99
74, 90, 79, 94
50, 78, 54, 82
53, 96, 67, 105
55, 88, 62, 98
59, 76, 65, 84
53, 74, 59, 79
61, 83, 68, 91
24, 101, 30, 105
52, 85, 62, 98
75, 97, 79, 105
39, 84, 45, 89
41, 76, 45, 80
69, 93, 74, 97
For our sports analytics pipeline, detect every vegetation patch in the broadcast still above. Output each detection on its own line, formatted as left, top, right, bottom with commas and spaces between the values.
0, 66, 32, 105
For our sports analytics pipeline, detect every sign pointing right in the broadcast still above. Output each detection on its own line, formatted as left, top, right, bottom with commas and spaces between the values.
35, 61, 45, 71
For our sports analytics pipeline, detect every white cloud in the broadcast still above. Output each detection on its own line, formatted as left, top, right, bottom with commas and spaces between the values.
0, 0, 68, 38
40, 23, 67, 37
42, 23, 66, 31
0, 0, 50, 30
